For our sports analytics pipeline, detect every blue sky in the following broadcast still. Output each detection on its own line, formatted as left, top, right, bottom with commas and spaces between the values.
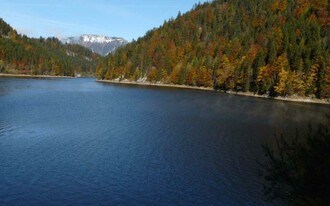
0, 0, 209, 41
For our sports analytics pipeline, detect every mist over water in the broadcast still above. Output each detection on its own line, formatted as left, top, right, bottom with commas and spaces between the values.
0, 78, 327, 205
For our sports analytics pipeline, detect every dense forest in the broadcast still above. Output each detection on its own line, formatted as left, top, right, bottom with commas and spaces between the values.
0, 19, 101, 77
98, 0, 330, 98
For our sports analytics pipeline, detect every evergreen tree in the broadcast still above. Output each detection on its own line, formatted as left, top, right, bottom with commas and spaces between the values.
100, 0, 329, 99
0, 18, 101, 76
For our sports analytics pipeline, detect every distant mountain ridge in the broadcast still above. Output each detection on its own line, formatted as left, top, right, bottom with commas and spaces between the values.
62, 34, 128, 56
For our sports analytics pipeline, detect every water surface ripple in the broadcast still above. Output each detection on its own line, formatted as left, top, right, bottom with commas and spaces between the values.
0, 78, 327, 205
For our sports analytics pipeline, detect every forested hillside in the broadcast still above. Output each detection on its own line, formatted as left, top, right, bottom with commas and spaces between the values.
98, 0, 330, 98
0, 19, 101, 77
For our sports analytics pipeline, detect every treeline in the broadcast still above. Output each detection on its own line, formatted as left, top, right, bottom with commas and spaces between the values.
0, 19, 101, 76
98, 0, 330, 98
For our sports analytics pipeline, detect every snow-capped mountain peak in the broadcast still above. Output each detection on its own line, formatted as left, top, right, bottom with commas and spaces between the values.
61, 35, 128, 56
81, 34, 114, 43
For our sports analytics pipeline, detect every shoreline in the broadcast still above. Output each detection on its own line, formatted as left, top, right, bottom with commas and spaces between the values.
97, 79, 330, 105
0, 73, 74, 79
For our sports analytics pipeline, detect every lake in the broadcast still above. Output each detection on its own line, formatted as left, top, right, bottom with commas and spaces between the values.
0, 78, 327, 205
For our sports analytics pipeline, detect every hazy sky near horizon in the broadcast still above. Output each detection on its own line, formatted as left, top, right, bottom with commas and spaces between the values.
0, 0, 209, 41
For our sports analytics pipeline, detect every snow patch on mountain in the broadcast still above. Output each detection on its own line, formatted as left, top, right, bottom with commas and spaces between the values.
61, 35, 128, 56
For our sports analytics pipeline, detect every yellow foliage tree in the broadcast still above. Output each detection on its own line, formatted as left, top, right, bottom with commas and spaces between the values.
274, 68, 289, 96
185, 64, 197, 86
197, 66, 213, 87
170, 63, 182, 84
305, 64, 319, 95
291, 71, 306, 96
161, 68, 168, 82
216, 55, 235, 90
257, 65, 273, 93
274, 53, 290, 96
147, 67, 158, 82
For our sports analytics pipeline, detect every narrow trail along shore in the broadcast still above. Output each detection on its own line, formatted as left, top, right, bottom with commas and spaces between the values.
97, 79, 330, 105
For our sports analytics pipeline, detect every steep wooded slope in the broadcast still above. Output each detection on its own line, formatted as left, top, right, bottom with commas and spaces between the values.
0, 19, 101, 76
99, 0, 330, 98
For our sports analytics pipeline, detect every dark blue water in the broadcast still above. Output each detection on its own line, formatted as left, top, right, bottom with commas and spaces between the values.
0, 78, 327, 205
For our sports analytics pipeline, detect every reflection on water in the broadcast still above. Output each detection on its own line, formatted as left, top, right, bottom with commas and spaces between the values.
0, 77, 327, 205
